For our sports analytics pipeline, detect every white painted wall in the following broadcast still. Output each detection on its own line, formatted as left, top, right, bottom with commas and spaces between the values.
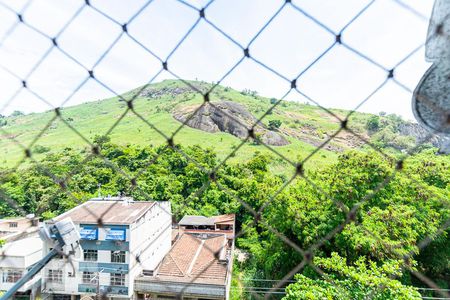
128, 202, 172, 298
42, 201, 172, 300
0, 239, 42, 293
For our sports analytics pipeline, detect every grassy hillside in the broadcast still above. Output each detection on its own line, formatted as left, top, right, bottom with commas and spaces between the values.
0, 80, 420, 173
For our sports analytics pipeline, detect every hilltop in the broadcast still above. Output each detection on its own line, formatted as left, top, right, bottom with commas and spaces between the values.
0, 80, 441, 172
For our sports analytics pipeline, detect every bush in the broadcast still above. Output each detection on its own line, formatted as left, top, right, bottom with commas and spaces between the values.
33, 145, 50, 154
366, 115, 380, 131
93, 135, 111, 146
10, 110, 24, 117
268, 119, 282, 130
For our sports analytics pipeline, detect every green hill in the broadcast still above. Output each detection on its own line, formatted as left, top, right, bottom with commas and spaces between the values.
0, 79, 436, 173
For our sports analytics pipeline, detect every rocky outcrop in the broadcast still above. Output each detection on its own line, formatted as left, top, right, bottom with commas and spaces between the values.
139, 86, 192, 98
173, 101, 290, 146
398, 123, 442, 147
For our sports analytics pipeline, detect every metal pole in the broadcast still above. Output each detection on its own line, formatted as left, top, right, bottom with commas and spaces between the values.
0, 248, 60, 300
96, 271, 100, 300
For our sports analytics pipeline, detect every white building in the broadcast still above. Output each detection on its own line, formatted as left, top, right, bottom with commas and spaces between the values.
41, 197, 171, 300
0, 236, 43, 299
0, 215, 40, 243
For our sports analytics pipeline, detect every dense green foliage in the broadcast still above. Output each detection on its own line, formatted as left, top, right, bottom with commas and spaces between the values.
283, 253, 421, 299
268, 120, 282, 130
0, 140, 448, 299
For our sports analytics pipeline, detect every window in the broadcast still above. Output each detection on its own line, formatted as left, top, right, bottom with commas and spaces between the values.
82, 271, 97, 284
111, 251, 126, 263
9, 222, 17, 228
110, 273, 125, 286
2, 269, 22, 283
47, 269, 63, 283
83, 249, 98, 261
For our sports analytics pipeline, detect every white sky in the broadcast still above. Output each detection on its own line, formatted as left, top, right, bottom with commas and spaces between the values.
0, 0, 434, 120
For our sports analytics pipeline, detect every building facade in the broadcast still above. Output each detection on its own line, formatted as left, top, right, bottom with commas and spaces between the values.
41, 197, 171, 300
0, 236, 43, 299
0, 215, 40, 243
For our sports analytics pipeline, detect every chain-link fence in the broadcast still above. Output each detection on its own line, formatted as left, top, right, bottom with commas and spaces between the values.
0, 0, 449, 299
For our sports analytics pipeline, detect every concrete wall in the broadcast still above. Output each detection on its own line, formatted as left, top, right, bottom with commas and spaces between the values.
0, 244, 42, 293
128, 202, 172, 298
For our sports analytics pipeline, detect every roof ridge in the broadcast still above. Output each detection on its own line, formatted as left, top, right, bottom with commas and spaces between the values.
187, 239, 205, 276
167, 253, 184, 276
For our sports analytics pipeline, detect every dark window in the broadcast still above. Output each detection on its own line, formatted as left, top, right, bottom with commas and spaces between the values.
47, 269, 63, 283
84, 249, 98, 261
110, 273, 125, 286
111, 250, 126, 263
9, 222, 18, 228
82, 271, 97, 284
2, 269, 22, 283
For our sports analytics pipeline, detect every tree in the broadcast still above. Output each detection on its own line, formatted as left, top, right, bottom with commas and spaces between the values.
10, 110, 24, 117
0, 114, 6, 127
268, 120, 282, 130
366, 115, 380, 131
283, 253, 421, 300
93, 134, 111, 146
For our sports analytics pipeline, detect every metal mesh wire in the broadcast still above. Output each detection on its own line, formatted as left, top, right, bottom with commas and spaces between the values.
0, 0, 449, 299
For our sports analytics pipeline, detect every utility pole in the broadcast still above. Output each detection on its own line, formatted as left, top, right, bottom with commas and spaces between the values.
96, 271, 100, 300
93, 268, 104, 300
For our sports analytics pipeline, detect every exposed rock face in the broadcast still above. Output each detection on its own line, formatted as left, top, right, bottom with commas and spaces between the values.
139, 86, 191, 98
173, 101, 290, 146
398, 123, 442, 147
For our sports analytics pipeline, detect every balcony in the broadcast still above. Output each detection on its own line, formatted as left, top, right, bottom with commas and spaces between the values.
78, 284, 128, 296
79, 262, 128, 273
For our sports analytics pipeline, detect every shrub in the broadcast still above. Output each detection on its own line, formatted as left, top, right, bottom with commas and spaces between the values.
10, 110, 24, 117
366, 115, 380, 131
268, 119, 282, 130
33, 145, 50, 154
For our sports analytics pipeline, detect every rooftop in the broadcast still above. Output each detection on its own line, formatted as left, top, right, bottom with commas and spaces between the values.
179, 214, 235, 227
54, 198, 156, 225
179, 215, 215, 226
147, 232, 229, 285
0, 236, 42, 257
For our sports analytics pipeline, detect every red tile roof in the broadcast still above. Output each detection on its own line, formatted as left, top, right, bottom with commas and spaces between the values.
155, 232, 229, 285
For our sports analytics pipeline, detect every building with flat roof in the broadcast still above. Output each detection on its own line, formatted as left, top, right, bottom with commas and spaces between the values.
41, 197, 172, 300
0, 236, 43, 299
178, 214, 235, 242
0, 215, 40, 243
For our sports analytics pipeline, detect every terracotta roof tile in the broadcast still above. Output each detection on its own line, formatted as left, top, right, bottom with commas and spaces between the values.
155, 233, 229, 285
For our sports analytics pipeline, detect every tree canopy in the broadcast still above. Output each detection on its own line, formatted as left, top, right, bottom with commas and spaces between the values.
0, 142, 448, 298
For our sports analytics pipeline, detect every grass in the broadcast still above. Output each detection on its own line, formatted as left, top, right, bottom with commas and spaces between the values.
0, 79, 384, 173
